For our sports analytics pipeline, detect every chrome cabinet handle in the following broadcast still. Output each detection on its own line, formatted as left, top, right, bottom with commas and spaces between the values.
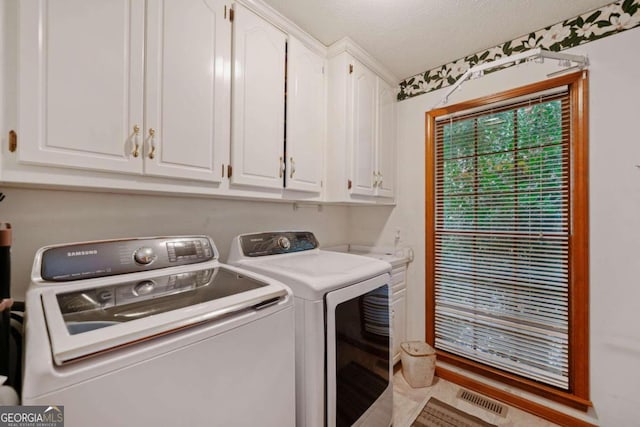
147, 128, 156, 159
131, 125, 140, 158
279, 156, 285, 178
377, 171, 383, 187
289, 157, 296, 179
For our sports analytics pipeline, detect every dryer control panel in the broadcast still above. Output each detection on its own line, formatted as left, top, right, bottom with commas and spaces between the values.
240, 231, 318, 257
39, 236, 216, 282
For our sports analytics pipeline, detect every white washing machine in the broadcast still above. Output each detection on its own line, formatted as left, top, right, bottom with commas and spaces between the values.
227, 231, 393, 427
22, 235, 295, 427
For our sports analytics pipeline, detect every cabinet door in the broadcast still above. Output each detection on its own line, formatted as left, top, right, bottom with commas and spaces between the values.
350, 60, 377, 196
144, 0, 231, 182
18, 0, 144, 174
285, 37, 324, 193
231, 3, 286, 189
376, 78, 396, 198
392, 288, 407, 364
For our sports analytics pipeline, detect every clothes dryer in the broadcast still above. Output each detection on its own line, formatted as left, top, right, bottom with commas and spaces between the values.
228, 231, 393, 427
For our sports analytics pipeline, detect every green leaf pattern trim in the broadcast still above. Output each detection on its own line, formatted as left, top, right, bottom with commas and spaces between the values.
397, 0, 640, 101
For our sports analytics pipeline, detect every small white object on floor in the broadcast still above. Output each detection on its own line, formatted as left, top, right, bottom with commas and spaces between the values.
401, 341, 436, 388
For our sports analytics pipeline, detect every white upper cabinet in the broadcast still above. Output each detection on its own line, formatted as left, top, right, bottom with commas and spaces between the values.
326, 42, 398, 203
18, 0, 231, 183
376, 78, 397, 198
144, 0, 231, 182
14, 2, 395, 203
351, 60, 377, 197
351, 63, 397, 199
285, 37, 325, 193
231, 3, 286, 189
18, 0, 145, 174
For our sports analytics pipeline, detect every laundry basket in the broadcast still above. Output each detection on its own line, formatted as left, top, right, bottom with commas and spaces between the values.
400, 341, 436, 388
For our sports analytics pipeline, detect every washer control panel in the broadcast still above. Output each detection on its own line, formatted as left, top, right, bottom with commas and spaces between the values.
40, 236, 216, 282
240, 231, 318, 257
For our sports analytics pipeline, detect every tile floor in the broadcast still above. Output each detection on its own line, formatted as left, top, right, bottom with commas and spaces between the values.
392, 370, 560, 427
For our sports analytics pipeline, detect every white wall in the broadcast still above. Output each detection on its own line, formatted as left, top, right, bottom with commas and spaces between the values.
0, 187, 350, 300
585, 28, 640, 427
349, 27, 640, 425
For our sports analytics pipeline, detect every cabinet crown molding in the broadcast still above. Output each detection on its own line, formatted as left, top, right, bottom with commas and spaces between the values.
327, 36, 398, 86
235, 0, 327, 57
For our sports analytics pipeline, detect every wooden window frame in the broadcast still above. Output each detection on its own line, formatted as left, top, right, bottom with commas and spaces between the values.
425, 71, 590, 415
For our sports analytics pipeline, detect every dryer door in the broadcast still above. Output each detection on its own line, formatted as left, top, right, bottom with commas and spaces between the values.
325, 273, 393, 427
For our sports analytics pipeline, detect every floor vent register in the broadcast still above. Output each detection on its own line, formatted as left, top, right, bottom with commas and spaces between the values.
456, 389, 508, 417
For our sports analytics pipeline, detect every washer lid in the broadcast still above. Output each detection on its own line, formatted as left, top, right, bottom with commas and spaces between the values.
40, 264, 290, 365
233, 250, 391, 300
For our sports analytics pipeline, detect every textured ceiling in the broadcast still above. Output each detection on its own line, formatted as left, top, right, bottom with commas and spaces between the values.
260, 0, 616, 80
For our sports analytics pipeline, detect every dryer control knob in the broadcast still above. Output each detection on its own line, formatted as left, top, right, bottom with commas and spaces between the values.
277, 236, 291, 250
134, 247, 156, 265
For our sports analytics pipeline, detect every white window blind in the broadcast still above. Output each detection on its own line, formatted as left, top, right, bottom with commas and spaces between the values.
434, 88, 570, 389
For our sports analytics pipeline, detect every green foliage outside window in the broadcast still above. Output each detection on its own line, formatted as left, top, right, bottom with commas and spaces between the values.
441, 100, 565, 234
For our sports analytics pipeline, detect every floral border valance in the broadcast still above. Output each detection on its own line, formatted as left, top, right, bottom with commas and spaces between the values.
398, 0, 640, 101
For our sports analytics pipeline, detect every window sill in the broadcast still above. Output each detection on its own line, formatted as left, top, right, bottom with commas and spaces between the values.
437, 351, 591, 410
435, 361, 598, 427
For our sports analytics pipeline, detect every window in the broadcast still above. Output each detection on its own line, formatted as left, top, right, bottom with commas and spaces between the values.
425, 72, 589, 410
